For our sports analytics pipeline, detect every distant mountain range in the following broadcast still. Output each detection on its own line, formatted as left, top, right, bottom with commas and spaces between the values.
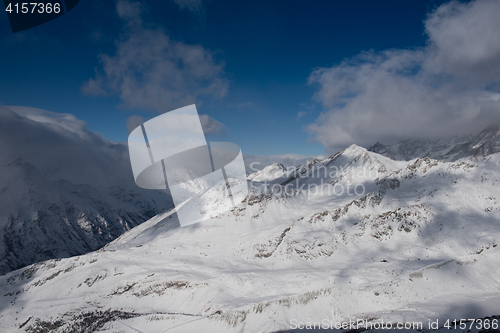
1, 104, 499, 277
1, 141, 499, 331
1, 107, 500, 332
369, 125, 500, 162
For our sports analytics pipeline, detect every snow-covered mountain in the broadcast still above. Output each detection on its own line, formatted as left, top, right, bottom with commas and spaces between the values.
243, 153, 325, 175
369, 125, 500, 162
0, 106, 172, 275
0, 106, 323, 276
1, 144, 499, 332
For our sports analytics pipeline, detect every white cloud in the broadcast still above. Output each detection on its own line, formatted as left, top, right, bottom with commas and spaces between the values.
6, 105, 89, 136
116, 0, 144, 27
81, 71, 107, 96
172, 0, 204, 15
424, 0, 500, 84
297, 111, 308, 119
199, 114, 227, 135
307, 0, 500, 153
0, 105, 127, 186
82, 0, 227, 112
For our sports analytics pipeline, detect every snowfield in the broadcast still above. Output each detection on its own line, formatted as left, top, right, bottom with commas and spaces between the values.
1, 145, 500, 332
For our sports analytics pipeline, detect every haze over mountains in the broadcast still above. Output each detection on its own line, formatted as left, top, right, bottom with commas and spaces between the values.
0, 106, 173, 275
0, 108, 500, 332
0, 106, 321, 276
1, 104, 499, 276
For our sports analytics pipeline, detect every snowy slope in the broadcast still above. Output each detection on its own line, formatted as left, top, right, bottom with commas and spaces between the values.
0, 106, 326, 275
0, 106, 172, 275
1, 146, 499, 332
369, 125, 500, 162
247, 162, 291, 183
243, 153, 326, 174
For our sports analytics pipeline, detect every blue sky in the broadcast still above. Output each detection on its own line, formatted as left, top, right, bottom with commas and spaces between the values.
2, 0, 499, 156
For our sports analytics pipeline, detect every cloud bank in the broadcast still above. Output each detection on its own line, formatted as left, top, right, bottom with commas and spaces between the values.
82, 0, 227, 112
307, 0, 500, 153
0, 105, 172, 274
0, 105, 130, 186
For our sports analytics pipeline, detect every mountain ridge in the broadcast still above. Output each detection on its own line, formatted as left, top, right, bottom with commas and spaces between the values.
369, 125, 500, 162
2, 144, 499, 332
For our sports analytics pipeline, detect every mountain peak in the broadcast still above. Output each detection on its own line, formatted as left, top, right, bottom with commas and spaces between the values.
247, 162, 289, 182
3, 137, 500, 332
340, 144, 369, 159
